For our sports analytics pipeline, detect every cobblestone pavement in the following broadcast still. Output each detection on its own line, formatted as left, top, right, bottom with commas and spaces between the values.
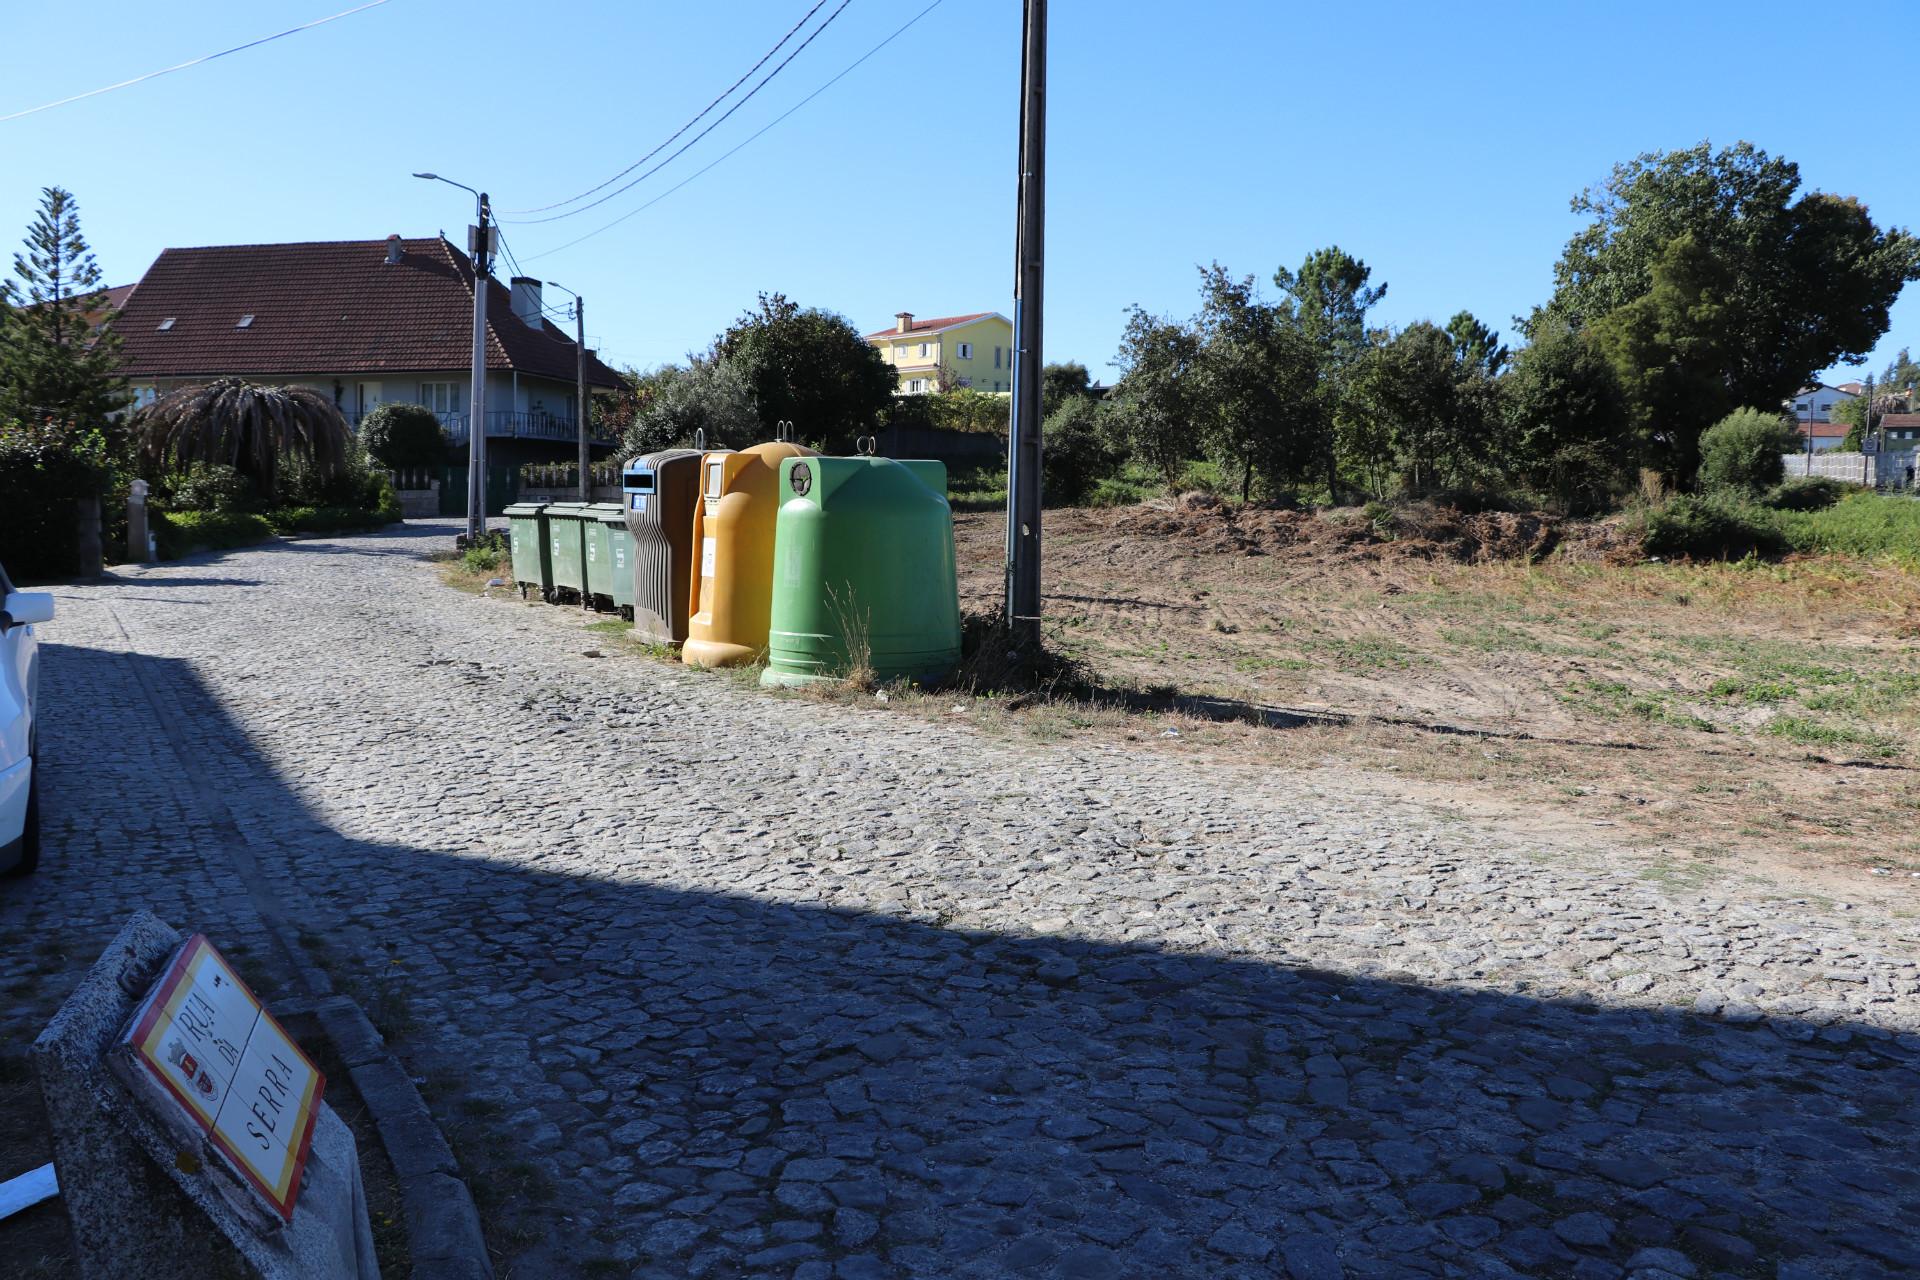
5, 520, 1918, 1280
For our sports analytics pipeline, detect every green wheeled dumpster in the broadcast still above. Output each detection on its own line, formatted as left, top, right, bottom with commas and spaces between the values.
544, 501, 591, 605
504, 501, 552, 601
586, 503, 634, 618
762, 457, 960, 688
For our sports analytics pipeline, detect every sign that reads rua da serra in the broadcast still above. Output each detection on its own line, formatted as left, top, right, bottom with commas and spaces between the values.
108, 933, 325, 1228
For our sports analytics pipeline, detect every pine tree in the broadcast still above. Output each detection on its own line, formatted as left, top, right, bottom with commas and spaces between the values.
0, 186, 127, 433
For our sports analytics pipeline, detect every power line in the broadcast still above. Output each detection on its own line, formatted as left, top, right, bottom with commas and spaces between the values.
0, 0, 395, 123
524, 0, 943, 263
505, 0, 854, 226
501, 1, 828, 216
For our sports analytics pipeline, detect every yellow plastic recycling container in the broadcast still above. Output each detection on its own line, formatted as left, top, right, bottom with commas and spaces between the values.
683, 439, 817, 668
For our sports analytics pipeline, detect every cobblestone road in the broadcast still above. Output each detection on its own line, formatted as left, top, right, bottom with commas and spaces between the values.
5, 520, 1918, 1279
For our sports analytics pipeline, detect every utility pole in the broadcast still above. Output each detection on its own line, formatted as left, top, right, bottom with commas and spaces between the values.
414, 171, 493, 540
574, 297, 589, 500
547, 281, 592, 501
468, 197, 493, 540
1005, 0, 1047, 645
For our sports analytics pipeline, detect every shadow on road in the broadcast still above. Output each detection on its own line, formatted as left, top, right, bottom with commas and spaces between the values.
13, 640, 1919, 1279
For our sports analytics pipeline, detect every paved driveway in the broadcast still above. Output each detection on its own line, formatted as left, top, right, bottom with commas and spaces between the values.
5, 520, 1917, 1279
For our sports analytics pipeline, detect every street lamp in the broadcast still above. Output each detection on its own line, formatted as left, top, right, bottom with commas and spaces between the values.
545, 281, 591, 502
413, 171, 492, 542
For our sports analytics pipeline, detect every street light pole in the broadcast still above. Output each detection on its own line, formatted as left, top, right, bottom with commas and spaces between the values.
414, 172, 492, 542
1005, 0, 1047, 645
548, 282, 590, 502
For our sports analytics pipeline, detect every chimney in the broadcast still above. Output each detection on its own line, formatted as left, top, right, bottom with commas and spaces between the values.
895, 311, 914, 334
510, 277, 543, 329
384, 234, 404, 265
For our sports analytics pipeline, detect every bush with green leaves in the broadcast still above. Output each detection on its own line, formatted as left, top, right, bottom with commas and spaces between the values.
1697, 407, 1798, 494
154, 509, 276, 558
164, 462, 254, 512
1041, 396, 1119, 506
1764, 476, 1852, 512
1641, 492, 1786, 560
357, 402, 448, 470
0, 417, 110, 579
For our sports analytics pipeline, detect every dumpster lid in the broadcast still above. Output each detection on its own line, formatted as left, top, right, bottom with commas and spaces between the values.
586, 502, 627, 523
544, 501, 591, 515
503, 501, 548, 515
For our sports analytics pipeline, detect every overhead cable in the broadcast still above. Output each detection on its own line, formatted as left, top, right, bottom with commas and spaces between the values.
524, 0, 943, 262
500, 0, 829, 215
505, 0, 854, 226
0, 0, 395, 123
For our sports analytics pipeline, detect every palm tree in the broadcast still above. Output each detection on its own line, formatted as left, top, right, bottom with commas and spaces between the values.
137, 378, 351, 499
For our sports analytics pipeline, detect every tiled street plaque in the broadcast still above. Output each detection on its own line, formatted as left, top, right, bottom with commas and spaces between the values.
112, 934, 324, 1225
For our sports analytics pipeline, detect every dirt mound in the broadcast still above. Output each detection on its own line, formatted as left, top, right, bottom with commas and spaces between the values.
1113, 496, 1565, 564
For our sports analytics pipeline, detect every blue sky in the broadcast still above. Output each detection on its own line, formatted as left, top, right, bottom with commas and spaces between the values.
4, 0, 1916, 385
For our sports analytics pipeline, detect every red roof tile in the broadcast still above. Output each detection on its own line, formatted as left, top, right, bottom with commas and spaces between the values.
113, 236, 622, 388
863, 311, 1000, 340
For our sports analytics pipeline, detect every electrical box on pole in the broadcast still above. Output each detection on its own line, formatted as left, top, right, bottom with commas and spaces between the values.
1005, 0, 1047, 645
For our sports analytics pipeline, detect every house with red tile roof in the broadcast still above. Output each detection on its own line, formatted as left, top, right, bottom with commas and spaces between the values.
864, 310, 1013, 394
111, 234, 626, 464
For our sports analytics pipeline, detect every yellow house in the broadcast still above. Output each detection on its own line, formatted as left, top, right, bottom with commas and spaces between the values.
865, 311, 1015, 395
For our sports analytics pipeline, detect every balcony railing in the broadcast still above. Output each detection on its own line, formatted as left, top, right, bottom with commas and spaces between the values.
347, 408, 616, 444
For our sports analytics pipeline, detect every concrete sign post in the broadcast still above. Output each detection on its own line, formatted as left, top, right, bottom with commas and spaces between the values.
32, 912, 380, 1280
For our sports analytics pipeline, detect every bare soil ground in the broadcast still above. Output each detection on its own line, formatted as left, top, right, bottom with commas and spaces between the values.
951, 497, 1920, 890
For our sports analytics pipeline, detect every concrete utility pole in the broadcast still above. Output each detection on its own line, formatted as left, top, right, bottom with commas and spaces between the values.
414, 171, 493, 542
1005, 0, 1047, 645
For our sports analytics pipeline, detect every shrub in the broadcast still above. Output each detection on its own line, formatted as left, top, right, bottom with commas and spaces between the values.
1764, 476, 1851, 511
165, 462, 254, 512
0, 418, 107, 579
1041, 397, 1119, 506
357, 402, 448, 470
1642, 492, 1786, 559
1777, 491, 1920, 563
262, 478, 401, 534
1698, 407, 1798, 494
154, 510, 275, 558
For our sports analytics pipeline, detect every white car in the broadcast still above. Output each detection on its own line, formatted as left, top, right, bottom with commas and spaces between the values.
1, 561, 53, 877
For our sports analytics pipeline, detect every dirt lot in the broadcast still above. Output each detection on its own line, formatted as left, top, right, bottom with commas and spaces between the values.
951, 497, 1920, 888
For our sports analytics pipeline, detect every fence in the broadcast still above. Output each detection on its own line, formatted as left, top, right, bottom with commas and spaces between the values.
1781, 450, 1917, 490
519, 461, 621, 491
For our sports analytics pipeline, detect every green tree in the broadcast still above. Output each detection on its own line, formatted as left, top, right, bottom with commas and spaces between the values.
1499, 324, 1633, 509
1587, 232, 1737, 479
1273, 246, 1387, 495
715, 292, 894, 451
1273, 245, 1386, 359
1105, 307, 1205, 489
1446, 311, 1509, 376
1338, 322, 1494, 497
1697, 407, 1798, 493
1830, 394, 1876, 450
1527, 141, 1920, 436
1041, 361, 1093, 417
1878, 347, 1920, 402
1040, 395, 1117, 506
0, 186, 126, 435
1194, 264, 1324, 500
924, 387, 1008, 435
357, 402, 448, 470
620, 357, 759, 458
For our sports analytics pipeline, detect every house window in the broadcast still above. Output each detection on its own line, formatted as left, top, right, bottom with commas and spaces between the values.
1794, 403, 1810, 414
957, 377, 972, 388
994, 346, 1002, 368
908, 378, 929, 393
918, 342, 930, 358
131, 385, 158, 409
419, 382, 461, 415
957, 342, 972, 360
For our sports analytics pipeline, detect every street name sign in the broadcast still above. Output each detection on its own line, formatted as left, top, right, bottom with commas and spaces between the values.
111, 934, 324, 1226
